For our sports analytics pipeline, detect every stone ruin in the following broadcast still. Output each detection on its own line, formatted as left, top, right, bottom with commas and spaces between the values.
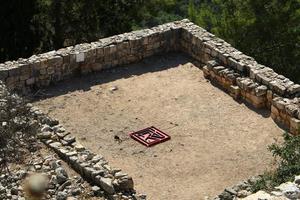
0, 19, 300, 199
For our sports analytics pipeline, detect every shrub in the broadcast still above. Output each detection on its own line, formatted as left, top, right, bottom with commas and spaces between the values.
251, 132, 300, 192
0, 83, 38, 173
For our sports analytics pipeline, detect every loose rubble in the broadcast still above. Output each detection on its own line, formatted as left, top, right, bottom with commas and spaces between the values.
0, 152, 104, 200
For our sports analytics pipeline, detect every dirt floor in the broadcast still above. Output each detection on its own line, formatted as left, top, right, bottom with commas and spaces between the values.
33, 53, 284, 200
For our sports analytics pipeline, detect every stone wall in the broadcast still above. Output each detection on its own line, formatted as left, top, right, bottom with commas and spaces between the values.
0, 21, 182, 94
0, 20, 299, 135
179, 20, 300, 135
32, 108, 140, 200
1, 19, 300, 199
0, 81, 143, 200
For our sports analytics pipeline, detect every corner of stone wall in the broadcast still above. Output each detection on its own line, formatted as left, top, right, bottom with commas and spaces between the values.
30, 106, 141, 200
178, 20, 300, 134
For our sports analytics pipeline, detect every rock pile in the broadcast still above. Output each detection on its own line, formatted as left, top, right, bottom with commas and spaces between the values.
30, 106, 140, 200
239, 176, 300, 200
214, 175, 300, 200
0, 153, 102, 200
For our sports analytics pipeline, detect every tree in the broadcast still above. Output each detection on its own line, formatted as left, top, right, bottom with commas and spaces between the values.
188, 0, 300, 83
0, 0, 38, 61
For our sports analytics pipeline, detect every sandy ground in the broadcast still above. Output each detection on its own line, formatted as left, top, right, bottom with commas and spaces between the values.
33, 53, 284, 200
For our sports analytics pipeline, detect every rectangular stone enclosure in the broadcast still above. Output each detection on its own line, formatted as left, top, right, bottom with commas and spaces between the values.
1, 19, 299, 134
1, 19, 300, 199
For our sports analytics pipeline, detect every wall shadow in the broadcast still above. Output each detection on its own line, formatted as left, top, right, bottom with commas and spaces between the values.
29, 51, 289, 133
30, 52, 192, 101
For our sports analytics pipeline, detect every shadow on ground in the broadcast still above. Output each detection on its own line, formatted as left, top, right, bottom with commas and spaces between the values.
31, 52, 197, 100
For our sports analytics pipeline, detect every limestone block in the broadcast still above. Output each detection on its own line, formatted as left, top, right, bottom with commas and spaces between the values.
273, 99, 288, 111
285, 104, 299, 117
288, 84, 300, 95
255, 85, 268, 97
207, 60, 219, 70
48, 56, 63, 67
117, 176, 134, 191
270, 80, 286, 96
234, 62, 243, 73
212, 66, 225, 74
227, 57, 238, 70
96, 177, 115, 194
219, 53, 229, 65
229, 85, 241, 99
275, 182, 300, 199
290, 118, 300, 134
247, 94, 266, 108
238, 191, 272, 200
202, 66, 210, 78
76, 52, 85, 63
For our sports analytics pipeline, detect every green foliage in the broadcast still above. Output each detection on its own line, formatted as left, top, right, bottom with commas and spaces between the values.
0, 0, 144, 61
251, 133, 300, 192
0, 0, 299, 82
0, 85, 38, 172
187, 0, 300, 83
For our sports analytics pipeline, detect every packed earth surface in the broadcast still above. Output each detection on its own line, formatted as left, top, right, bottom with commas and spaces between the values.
33, 53, 284, 200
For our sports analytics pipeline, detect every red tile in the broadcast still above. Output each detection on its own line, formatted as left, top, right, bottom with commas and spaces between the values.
129, 126, 171, 147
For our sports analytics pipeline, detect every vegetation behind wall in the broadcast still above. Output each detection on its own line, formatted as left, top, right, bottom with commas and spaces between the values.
0, 0, 299, 82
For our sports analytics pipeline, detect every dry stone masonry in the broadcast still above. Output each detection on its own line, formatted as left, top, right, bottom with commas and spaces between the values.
0, 19, 299, 134
0, 80, 143, 200
31, 107, 140, 200
0, 19, 300, 199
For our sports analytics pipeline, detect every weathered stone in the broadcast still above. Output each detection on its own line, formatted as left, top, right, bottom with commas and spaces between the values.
288, 84, 300, 95
63, 134, 76, 145
294, 175, 300, 185
207, 60, 219, 70
75, 53, 85, 63
49, 142, 62, 149
55, 167, 68, 184
276, 182, 300, 199
97, 177, 115, 194
240, 191, 272, 200
255, 85, 267, 97
213, 66, 225, 74
57, 191, 68, 200
37, 131, 53, 139
117, 176, 134, 191
92, 185, 102, 196
286, 104, 299, 117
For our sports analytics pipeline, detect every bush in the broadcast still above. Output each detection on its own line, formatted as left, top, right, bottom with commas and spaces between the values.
0, 84, 38, 172
251, 132, 300, 192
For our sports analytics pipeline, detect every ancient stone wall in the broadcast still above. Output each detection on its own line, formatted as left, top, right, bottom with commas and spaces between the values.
179, 20, 300, 135
0, 21, 182, 94
1, 19, 300, 199
0, 81, 142, 200
0, 19, 299, 134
